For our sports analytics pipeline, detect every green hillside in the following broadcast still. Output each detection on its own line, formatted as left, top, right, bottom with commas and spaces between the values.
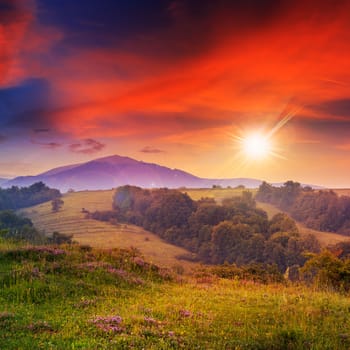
1, 242, 350, 349
20, 190, 198, 272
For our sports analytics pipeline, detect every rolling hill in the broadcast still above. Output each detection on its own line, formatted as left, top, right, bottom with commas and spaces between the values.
19, 190, 199, 272
3, 154, 263, 192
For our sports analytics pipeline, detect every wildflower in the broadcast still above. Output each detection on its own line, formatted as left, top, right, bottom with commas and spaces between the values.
179, 309, 192, 318
26, 246, 66, 255
133, 256, 145, 267
144, 317, 157, 325
31, 267, 40, 277
27, 321, 54, 332
107, 268, 129, 278
91, 315, 123, 333
74, 298, 96, 308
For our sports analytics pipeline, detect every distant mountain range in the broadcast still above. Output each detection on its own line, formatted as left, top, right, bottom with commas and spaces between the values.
2, 155, 265, 192
0, 178, 8, 186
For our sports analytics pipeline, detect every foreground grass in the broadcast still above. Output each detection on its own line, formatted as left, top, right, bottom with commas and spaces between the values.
1, 243, 350, 349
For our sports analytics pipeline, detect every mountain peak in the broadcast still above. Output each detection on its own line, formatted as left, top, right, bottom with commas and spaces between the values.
90, 154, 139, 165
2, 154, 264, 192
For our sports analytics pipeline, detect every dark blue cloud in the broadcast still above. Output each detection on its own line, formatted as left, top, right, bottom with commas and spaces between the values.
0, 78, 52, 128
37, 0, 172, 49
35, 0, 287, 60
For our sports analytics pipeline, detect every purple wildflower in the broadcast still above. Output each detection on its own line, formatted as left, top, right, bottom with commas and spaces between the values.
91, 315, 123, 333
144, 317, 157, 325
133, 256, 145, 267
179, 309, 192, 318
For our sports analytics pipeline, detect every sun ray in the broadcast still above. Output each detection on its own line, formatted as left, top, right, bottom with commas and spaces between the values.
232, 104, 301, 164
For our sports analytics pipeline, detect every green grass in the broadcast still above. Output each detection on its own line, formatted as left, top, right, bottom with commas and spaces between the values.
7, 188, 350, 348
1, 243, 350, 349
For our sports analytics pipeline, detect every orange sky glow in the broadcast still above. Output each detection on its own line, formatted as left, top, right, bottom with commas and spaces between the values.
1, 0, 350, 187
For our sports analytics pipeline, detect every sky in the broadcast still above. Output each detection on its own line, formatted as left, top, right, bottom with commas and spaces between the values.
1, 0, 350, 187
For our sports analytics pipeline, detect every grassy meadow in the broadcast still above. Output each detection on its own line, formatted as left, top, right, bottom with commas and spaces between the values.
1, 241, 350, 349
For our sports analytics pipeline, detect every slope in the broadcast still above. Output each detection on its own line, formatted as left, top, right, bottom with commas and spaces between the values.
20, 189, 198, 271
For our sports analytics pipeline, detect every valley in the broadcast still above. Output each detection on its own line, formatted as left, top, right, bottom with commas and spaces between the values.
1, 184, 350, 348
21, 188, 350, 261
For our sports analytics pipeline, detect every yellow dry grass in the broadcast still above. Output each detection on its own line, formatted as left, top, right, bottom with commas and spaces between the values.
332, 188, 350, 197
20, 190, 198, 272
182, 188, 255, 202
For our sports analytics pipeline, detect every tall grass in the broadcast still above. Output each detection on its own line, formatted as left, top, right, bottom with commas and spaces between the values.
1, 242, 350, 349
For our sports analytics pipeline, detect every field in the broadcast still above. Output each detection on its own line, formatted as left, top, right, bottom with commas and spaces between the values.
256, 202, 350, 246
333, 189, 350, 197
182, 187, 253, 202
1, 242, 350, 349
20, 191, 198, 272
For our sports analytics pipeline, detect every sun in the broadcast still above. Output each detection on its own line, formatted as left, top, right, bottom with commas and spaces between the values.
242, 133, 271, 159
232, 106, 299, 163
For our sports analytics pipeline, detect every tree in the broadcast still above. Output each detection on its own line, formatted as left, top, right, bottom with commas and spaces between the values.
0, 182, 61, 210
269, 213, 298, 236
52, 198, 64, 212
211, 221, 251, 264
300, 250, 350, 290
49, 231, 73, 244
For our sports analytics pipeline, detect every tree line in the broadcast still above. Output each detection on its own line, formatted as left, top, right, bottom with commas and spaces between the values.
0, 182, 71, 244
89, 185, 320, 271
256, 181, 350, 235
0, 182, 61, 210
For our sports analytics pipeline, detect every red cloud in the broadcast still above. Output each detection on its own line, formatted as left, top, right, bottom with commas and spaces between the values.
0, 0, 63, 86
4, 1, 350, 152
0, 0, 33, 85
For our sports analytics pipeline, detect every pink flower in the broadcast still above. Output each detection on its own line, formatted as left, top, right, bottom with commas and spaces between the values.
179, 309, 192, 317
91, 315, 123, 332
